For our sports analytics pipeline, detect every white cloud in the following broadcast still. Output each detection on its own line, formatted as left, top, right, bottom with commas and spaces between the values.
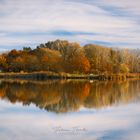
100, 0, 140, 16
0, 0, 140, 49
0, 100, 140, 140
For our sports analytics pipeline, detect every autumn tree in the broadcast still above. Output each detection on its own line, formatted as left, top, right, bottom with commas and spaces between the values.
0, 39, 140, 74
40, 48, 62, 72
0, 54, 8, 71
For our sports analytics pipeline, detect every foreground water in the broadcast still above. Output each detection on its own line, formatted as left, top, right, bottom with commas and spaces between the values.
0, 79, 140, 140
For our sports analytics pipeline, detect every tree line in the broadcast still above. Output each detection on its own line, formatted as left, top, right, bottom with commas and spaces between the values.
0, 39, 140, 74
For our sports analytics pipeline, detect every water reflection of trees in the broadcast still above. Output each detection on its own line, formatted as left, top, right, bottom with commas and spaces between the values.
0, 79, 140, 113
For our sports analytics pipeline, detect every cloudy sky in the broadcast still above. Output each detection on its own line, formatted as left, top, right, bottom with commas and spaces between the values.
0, 0, 140, 51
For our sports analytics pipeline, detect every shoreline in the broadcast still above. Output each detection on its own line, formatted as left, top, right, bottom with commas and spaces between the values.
0, 72, 140, 80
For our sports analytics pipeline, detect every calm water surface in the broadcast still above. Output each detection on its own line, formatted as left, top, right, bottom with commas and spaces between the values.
0, 79, 140, 140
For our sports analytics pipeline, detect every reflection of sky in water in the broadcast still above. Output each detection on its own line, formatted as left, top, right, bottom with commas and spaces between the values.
0, 100, 140, 140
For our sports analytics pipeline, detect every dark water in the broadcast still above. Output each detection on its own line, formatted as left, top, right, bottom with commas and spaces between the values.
0, 79, 140, 140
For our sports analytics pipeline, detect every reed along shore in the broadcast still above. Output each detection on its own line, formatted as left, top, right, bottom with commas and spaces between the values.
0, 72, 140, 80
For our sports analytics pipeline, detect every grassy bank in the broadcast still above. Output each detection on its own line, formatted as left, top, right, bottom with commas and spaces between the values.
0, 72, 89, 80
0, 72, 140, 80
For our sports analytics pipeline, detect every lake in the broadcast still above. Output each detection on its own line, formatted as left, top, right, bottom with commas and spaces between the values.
0, 79, 140, 140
